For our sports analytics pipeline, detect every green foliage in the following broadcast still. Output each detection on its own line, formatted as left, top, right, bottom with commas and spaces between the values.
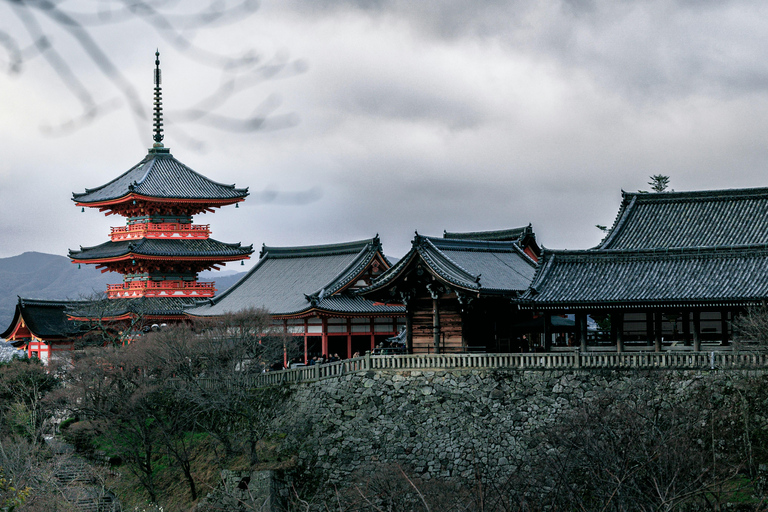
648, 174, 670, 192
0, 467, 29, 512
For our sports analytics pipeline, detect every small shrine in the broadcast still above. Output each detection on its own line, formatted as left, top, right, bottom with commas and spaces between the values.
69, 51, 253, 300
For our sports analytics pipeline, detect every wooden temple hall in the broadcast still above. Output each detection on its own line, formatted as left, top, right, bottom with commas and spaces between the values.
521, 188, 768, 352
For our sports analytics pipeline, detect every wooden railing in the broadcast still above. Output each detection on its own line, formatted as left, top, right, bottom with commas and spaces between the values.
110, 223, 210, 241
184, 351, 768, 389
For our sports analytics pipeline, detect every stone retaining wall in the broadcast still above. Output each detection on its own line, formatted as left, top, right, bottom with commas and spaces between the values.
276, 367, 768, 486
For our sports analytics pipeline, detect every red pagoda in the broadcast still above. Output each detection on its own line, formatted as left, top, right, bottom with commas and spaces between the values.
70, 51, 253, 301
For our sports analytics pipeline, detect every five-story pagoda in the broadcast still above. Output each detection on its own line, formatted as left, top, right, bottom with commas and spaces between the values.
70, 52, 253, 300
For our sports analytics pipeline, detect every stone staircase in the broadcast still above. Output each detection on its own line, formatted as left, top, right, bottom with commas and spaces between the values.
45, 436, 122, 511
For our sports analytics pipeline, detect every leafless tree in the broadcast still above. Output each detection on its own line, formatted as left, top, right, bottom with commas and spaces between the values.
2, 0, 305, 144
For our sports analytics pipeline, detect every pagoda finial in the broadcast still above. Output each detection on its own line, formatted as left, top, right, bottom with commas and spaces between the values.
152, 49, 165, 149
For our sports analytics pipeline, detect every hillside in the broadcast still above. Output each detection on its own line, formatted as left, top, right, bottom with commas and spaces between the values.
0, 252, 245, 332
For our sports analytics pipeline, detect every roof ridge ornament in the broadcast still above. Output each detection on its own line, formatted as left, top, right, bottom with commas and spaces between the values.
150, 50, 169, 154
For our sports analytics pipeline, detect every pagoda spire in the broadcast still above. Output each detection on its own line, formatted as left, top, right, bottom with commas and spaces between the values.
152, 50, 165, 150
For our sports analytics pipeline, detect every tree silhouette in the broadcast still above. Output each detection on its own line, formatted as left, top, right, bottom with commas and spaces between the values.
1, 0, 306, 145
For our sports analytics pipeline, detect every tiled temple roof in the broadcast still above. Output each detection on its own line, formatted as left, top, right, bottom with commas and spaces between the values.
72, 151, 248, 203
598, 188, 768, 250
188, 237, 404, 317
524, 245, 768, 309
69, 238, 253, 260
361, 234, 537, 297
443, 225, 533, 242
1, 298, 89, 340
526, 186, 768, 309
68, 297, 197, 319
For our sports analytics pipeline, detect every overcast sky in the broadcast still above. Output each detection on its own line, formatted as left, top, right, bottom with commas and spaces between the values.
2, 0, 768, 277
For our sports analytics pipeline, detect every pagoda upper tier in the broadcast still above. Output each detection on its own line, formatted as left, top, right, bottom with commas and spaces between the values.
69, 238, 253, 274
72, 147, 248, 217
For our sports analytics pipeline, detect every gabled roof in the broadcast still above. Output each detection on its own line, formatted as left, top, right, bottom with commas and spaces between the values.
598, 187, 768, 250
187, 237, 404, 317
69, 238, 253, 261
443, 225, 533, 242
444, 224, 541, 259
361, 234, 538, 298
523, 245, 768, 309
72, 149, 248, 204
1, 298, 89, 341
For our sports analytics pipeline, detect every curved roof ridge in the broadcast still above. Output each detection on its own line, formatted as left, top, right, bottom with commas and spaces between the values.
623, 186, 768, 202
307, 239, 378, 299
72, 157, 149, 200
260, 237, 380, 259
442, 225, 530, 241
596, 192, 635, 249
419, 237, 481, 289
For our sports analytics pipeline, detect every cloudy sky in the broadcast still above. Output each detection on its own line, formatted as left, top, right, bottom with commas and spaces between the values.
2, 0, 768, 276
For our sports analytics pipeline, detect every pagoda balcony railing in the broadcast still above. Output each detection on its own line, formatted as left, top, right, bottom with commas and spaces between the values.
107, 280, 216, 299
110, 223, 211, 241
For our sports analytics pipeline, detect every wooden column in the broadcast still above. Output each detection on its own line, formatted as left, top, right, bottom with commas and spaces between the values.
577, 312, 587, 352
321, 318, 328, 356
654, 311, 662, 352
615, 311, 624, 353
721, 309, 730, 346
692, 310, 701, 352
645, 312, 654, 347
406, 309, 414, 354
433, 297, 441, 354
683, 310, 691, 346
543, 312, 552, 351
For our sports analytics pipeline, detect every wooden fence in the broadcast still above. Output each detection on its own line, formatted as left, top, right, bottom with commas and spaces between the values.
187, 351, 768, 390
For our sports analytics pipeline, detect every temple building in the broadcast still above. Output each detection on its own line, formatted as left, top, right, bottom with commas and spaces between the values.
69, 51, 252, 317
359, 228, 539, 354
187, 237, 405, 360
1, 52, 253, 357
523, 188, 768, 351
1, 299, 88, 362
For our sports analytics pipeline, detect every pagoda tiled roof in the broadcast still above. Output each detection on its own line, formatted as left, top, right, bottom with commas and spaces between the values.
598, 187, 768, 250
188, 237, 404, 317
72, 150, 248, 204
523, 245, 768, 309
361, 235, 537, 297
1, 298, 90, 340
68, 297, 197, 319
69, 238, 253, 260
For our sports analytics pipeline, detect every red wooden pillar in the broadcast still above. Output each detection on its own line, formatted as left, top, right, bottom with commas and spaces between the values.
347, 319, 353, 359
321, 318, 329, 356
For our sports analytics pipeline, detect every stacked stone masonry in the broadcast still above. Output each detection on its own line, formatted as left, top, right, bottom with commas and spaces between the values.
276, 367, 768, 486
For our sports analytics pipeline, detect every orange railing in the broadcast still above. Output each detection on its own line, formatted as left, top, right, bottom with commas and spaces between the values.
110, 223, 210, 241
106, 280, 216, 298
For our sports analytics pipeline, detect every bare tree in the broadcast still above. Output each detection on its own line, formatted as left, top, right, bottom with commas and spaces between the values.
2, 0, 305, 143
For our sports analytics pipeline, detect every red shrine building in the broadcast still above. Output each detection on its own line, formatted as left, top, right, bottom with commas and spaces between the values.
69, 51, 252, 309
188, 237, 406, 361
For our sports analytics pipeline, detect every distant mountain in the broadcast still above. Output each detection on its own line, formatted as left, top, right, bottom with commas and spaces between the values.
0, 252, 246, 332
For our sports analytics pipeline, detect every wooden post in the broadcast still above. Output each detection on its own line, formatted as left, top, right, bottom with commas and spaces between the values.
683, 310, 691, 346
543, 312, 551, 351
721, 309, 729, 346
615, 311, 624, 353
433, 297, 441, 354
693, 310, 701, 352
646, 312, 654, 347
406, 309, 414, 354
654, 311, 662, 352
321, 318, 328, 357
578, 312, 587, 352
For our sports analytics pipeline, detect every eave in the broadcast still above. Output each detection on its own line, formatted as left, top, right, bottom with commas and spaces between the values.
76, 193, 244, 210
